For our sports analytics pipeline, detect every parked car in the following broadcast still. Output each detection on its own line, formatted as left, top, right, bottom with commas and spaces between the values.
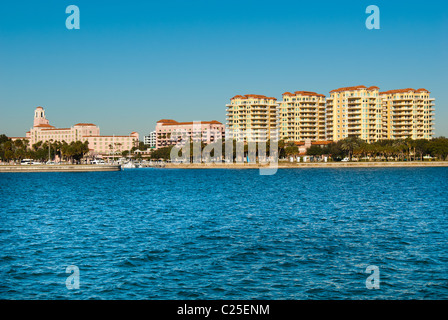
341, 157, 350, 162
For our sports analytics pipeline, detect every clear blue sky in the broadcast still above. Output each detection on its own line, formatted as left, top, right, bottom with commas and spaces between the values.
1, 0, 447, 137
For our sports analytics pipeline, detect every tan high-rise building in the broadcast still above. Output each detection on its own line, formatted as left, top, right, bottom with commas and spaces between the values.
325, 85, 382, 143
226, 94, 278, 142
277, 91, 326, 142
380, 88, 435, 140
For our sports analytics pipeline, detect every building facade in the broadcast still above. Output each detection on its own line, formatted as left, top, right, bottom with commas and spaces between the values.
144, 131, 156, 148
155, 119, 225, 149
226, 94, 278, 142
227, 86, 435, 144
325, 86, 382, 143
380, 88, 435, 140
24, 107, 139, 155
278, 91, 326, 142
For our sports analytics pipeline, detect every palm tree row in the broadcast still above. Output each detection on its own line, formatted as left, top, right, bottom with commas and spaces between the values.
307, 136, 448, 161
0, 135, 90, 163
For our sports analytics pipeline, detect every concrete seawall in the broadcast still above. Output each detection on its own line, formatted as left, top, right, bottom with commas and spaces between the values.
164, 161, 448, 169
0, 164, 121, 173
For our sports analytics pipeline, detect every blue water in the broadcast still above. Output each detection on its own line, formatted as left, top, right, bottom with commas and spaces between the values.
0, 168, 447, 299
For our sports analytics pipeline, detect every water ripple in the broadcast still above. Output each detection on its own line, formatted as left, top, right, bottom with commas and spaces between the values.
0, 168, 447, 299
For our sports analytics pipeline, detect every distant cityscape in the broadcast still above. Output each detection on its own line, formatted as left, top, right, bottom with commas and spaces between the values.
152, 85, 435, 152
7, 85, 435, 158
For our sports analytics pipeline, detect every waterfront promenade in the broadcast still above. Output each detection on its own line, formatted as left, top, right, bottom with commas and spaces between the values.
165, 161, 448, 169
0, 164, 121, 173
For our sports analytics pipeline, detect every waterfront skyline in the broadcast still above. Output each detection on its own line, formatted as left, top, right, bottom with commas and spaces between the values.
1, 0, 447, 138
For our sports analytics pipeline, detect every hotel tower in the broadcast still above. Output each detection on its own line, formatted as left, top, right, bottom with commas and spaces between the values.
325, 86, 382, 143
380, 88, 435, 140
226, 94, 278, 142
277, 91, 326, 142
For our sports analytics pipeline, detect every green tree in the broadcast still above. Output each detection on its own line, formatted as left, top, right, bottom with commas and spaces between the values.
150, 146, 173, 160
0, 134, 9, 144
428, 137, 448, 160
339, 136, 364, 160
414, 139, 430, 161
285, 146, 299, 157
138, 141, 149, 151
306, 145, 323, 156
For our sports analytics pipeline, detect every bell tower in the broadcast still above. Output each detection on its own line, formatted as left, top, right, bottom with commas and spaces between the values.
33, 106, 50, 127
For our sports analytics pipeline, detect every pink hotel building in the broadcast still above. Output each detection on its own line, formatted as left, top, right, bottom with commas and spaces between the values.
14, 107, 139, 156
155, 119, 225, 149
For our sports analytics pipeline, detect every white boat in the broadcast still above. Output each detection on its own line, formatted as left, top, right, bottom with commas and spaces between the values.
123, 161, 136, 169
20, 159, 32, 165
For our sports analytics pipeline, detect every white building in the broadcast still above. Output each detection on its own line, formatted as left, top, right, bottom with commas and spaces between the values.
144, 131, 156, 148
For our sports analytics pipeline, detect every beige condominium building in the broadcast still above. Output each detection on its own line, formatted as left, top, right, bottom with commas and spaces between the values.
278, 91, 326, 142
326, 85, 382, 143
226, 94, 278, 142
380, 88, 435, 140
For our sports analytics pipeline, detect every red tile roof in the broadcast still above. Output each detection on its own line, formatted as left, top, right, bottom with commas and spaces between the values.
157, 119, 223, 126
282, 91, 325, 97
74, 123, 97, 127
34, 124, 55, 128
42, 128, 71, 131
294, 91, 326, 97
329, 85, 378, 93
230, 94, 277, 101
380, 88, 430, 95
311, 141, 332, 145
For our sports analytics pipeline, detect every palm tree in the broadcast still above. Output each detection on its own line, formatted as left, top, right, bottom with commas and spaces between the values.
340, 136, 364, 160
353, 141, 367, 161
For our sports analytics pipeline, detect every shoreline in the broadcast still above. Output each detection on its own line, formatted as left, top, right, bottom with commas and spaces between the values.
1, 162, 447, 172
164, 161, 448, 169
0, 164, 121, 173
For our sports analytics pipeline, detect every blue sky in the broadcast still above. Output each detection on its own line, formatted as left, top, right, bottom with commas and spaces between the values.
1, 0, 447, 137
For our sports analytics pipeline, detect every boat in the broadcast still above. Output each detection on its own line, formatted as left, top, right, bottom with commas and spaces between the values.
122, 161, 136, 169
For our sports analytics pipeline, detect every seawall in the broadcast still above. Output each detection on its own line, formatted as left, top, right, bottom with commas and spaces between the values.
0, 164, 121, 173
164, 161, 448, 169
